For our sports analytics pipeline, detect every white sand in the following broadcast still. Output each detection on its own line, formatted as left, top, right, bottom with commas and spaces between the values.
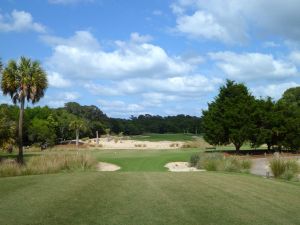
89, 138, 184, 150
165, 162, 204, 172
97, 162, 121, 171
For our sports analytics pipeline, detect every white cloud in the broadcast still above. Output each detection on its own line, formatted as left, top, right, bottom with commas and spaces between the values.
175, 11, 234, 43
209, 51, 298, 81
130, 32, 153, 43
171, 0, 300, 43
289, 51, 300, 65
0, 10, 46, 33
141, 92, 180, 106
252, 82, 300, 99
47, 72, 72, 88
97, 99, 145, 114
44, 31, 195, 80
85, 75, 222, 96
60, 92, 80, 101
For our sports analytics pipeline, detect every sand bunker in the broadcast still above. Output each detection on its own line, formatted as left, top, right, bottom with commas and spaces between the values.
165, 162, 204, 172
97, 162, 121, 171
89, 138, 184, 150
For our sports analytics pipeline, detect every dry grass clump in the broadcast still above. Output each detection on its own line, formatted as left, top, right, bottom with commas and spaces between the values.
269, 153, 299, 180
134, 144, 147, 148
190, 153, 252, 173
169, 143, 179, 148
0, 153, 97, 177
0, 159, 22, 177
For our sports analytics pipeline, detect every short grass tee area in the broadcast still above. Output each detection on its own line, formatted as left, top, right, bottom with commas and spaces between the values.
0, 148, 300, 225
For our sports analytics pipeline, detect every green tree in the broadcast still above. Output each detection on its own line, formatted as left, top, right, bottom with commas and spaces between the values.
278, 87, 300, 150
69, 119, 87, 147
1, 57, 48, 162
0, 109, 16, 152
202, 80, 255, 152
28, 117, 57, 146
250, 97, 277, 150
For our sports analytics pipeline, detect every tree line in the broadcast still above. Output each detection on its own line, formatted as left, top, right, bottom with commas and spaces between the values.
202, 80, 300, 152
0, 102, 202, 148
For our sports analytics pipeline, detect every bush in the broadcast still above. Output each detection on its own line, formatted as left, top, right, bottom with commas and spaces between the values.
269, 154, 299, 180
269, 156, 288, 178
193, 153, 252, 173
223, 156, 241, 172
189, 154, 200, 167
197, 153, 223, 171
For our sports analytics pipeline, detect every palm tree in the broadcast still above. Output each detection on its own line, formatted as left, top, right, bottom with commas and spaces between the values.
1, 57, 48, 163
69, 119, 86, 148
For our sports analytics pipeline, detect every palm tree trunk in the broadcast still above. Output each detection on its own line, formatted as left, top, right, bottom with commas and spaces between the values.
17, 99, 24, 164
76, 129, 79, 148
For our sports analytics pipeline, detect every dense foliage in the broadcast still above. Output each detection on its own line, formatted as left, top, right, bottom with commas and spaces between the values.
0, 102, 202, 148
203, 81, 300, 151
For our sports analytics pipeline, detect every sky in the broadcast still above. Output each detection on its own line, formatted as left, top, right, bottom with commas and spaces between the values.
0, 0, 300, 118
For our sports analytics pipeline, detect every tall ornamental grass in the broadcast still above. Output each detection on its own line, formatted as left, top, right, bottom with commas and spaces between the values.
0, 153, 96, 177
269, 154, 299, 180
190, 153, 252, 173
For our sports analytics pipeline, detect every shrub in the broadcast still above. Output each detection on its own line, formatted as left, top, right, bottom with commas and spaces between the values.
197, 153, 223, 171
189, 154, 200, 167
269, 156, 288, 178
269, 154, 299, 180
193, 153, 252, 173
223, 156, 241, 172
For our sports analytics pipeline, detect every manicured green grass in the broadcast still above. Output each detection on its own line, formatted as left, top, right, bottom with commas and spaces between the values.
0, 172, 299, 225
93, 149, 201, 171
131, 133, 199, 142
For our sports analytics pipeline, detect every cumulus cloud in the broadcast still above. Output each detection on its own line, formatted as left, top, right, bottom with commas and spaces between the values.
84, 75, 222, 96
48, 72, 72, 88
0, 10, 46, 33
44, 31, 194, 80
289, 51, 300, 65
171, 0, 300, 43
209, 51, 298, 81
252, 82, 300, 99
97, 99, 145, 116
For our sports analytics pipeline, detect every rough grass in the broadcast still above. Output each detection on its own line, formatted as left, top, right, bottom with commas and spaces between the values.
0, 172, 300, 225
0, 153, 96, 177
191, 153, 252, 173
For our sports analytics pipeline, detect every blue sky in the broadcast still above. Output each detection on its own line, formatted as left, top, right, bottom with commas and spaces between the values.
1, 0, 300, 118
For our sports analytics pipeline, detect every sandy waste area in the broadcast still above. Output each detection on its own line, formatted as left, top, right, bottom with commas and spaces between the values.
165, 162, 204, 172
89, 138, 184, 150
97, 162, 121, 171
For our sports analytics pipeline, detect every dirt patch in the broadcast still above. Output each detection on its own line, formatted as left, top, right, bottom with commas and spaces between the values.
165, 162, 204, 172
97, 162, 121, 171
